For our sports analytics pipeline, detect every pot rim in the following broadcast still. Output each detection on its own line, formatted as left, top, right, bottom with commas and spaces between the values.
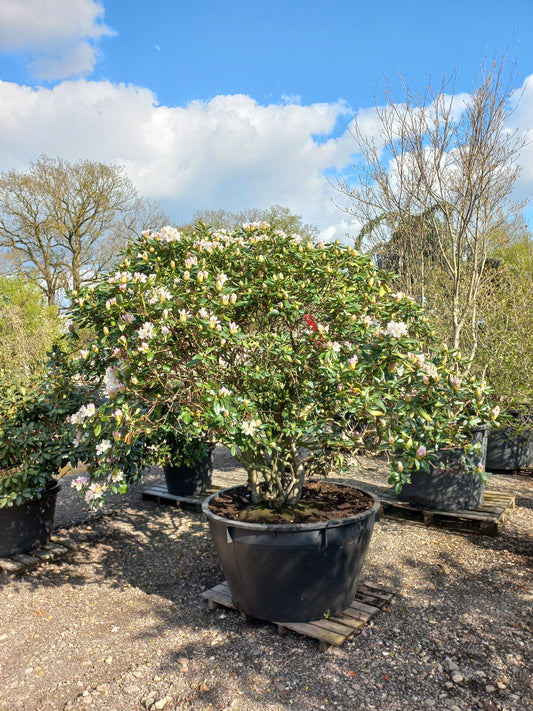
202, 483, 380, 533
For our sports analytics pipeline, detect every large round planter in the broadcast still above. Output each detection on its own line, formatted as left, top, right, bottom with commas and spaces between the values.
163, 449, 213, 497
397, 426, 489, 511
202, 484, 380, 623
486, 414, 533, 473
0, 480, 61, 557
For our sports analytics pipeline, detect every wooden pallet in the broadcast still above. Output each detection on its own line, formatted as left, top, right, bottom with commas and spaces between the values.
380, 490, 515, 537
142, 484, 217, 510
201, 579, 394, 652
0, 535, 79, 578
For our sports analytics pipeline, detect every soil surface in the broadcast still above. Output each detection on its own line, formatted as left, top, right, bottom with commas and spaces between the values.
1, 446, 532, 711
207, 481, 375, 524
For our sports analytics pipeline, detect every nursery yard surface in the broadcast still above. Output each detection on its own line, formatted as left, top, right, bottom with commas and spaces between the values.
1, 448, 532, 711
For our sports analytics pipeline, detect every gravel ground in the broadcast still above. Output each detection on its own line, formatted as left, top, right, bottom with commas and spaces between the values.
1, 447, 532, 711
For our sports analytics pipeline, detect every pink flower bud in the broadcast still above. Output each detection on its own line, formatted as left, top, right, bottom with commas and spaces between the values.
416, 445, 427, 460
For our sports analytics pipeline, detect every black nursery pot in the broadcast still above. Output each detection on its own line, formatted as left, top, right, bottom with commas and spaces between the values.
202, 484, 380, 623
486, 413, 533, 472
163, 449, 213, 497
397, 426, 489, 511
0, 480, 61, 557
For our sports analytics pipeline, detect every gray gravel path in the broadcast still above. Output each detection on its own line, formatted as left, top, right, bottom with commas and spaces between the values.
1, 447, 532, 711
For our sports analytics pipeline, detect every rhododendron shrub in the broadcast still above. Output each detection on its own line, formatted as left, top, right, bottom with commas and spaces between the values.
66, 222, 495, 508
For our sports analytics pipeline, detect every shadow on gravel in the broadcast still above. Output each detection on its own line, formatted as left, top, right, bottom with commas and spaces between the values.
3, 450, 531, 710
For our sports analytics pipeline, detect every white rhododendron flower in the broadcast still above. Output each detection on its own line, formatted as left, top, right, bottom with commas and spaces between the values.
68, 402, 96, 424
159, 226, 181, 243
104, 366, 123, 396
137, 322, 155, 340
96, 440, 112, 456
85, 482, 106, 504
385, 321, 409, 338
71, 476, 88, 491
242, 419, 260, 435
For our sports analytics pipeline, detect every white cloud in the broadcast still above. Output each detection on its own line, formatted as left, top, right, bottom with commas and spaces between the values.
0, 75, 532, 241
511, 75, 533, 208
0, 80, 360, 238
0, 0, 113, 80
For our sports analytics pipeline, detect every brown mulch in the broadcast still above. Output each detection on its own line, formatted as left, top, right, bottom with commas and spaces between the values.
207, 480, 375, 523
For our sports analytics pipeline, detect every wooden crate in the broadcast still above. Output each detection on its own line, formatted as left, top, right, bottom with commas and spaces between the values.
380, 490, 515, 537
201, 579, 394, 652
0, 536, 79, 578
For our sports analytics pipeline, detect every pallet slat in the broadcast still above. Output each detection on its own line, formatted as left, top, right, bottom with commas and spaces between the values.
0, 536, 78, 577
380, 490, 515, 537
201, 579, 394, 651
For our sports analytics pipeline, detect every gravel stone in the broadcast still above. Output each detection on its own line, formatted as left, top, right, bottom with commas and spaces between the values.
1, 447, 532, 711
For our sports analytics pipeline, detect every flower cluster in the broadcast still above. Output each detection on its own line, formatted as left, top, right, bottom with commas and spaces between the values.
65, 222, 496, 507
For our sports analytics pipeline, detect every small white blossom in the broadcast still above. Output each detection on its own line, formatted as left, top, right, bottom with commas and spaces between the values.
159, 225, 181, 243
85, 482, 106, 505
104, 367, 123, 396
242, 419, 260, 436
71, 476, 88, 491
68, 403, 96, 424
137, 322, 155, 340
208, 314, 221, 330
385, 321, 409, 338
148, 287, 173, 304
96, 440, 112, 456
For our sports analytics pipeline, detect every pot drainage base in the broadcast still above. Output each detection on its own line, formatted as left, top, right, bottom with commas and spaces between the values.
0, 536, 79, 578
201, 580, 394, 652
379, 490, 515, 537
142, 485, 218, 510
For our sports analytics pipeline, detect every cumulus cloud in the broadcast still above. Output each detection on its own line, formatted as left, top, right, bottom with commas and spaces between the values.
0, 80, 360, 238
0, 0, 114, 80
511, 75, 533, 206
0, 75, 532, 241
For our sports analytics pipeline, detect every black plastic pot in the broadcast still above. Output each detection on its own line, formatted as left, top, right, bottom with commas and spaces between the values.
202, 484, 380, 623
163, 449, 213, 497
0, 480, 61, 557
486, 414, 533, 472
397, 426, 489, 511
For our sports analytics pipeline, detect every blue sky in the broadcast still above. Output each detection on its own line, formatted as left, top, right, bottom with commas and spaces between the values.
1, 0, 532, 238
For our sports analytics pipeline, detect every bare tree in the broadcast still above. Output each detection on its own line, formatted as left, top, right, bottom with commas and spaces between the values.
184, 204, 319, 240
0, 156, 169, 304
337, 57, 528, 358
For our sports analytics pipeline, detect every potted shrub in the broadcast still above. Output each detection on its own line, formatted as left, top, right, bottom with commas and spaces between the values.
473, 236, 533, 473
0, 356, 93, 556
152, 427, 214, 497
395, 424, 491, 511
64, 223, 495, 621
